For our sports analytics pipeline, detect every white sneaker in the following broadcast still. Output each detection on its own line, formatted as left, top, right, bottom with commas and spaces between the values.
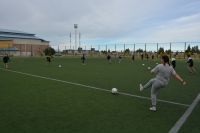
139, 84, 144, 91
149, 106, 156, 112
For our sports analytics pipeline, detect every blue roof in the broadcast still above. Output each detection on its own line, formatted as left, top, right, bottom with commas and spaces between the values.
0, 34, 43, 40
0, 29, 48, 42
0, 29, 35, 35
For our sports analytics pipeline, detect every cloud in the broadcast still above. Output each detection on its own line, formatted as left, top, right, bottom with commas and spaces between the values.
0, 0, 200, 45
141, 13, 200, 42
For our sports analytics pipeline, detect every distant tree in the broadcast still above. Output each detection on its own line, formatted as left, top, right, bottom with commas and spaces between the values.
158, 47, 164, 55
101, 50, 107, 54
136, 48, 143, 53
191, 45, 199, 53
185, 45, 191, 54
165, 49, 172, 55
44, 47, 56, 56
124, 48, 130, 55
78, 47, 83, 52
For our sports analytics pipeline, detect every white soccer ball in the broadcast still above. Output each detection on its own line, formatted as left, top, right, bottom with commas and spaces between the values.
148, 67, 151, 70
58, 65, 62, 68
111, 88, 118, 94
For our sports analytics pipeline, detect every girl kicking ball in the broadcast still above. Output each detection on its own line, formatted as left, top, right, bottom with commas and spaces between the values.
139, 55, 186, 112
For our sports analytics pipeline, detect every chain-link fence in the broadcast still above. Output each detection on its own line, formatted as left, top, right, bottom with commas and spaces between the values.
50, 42, 200, 59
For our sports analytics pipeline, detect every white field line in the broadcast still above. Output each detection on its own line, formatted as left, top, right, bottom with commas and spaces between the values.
0, 68, 190, 107
169, 93, 200, 133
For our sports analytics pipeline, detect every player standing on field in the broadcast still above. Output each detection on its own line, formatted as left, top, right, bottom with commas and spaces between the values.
132, 54, 135, 62
171, 57, 176, 69
81, 54, 86, 64
152, 54, 154, 60
107, 54, 111, 63
3, 54, 10, 69
141, 53, 144, 60
46, 56, 51, 63
139, 55, 186, 111
146, 54, 149, 60
187, 55, 196, 73
118, 55, 122, 63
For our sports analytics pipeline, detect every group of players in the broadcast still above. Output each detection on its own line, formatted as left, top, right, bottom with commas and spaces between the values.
105, 54, 196, 73
2, 53, 196, 73
45, 54, 87, 64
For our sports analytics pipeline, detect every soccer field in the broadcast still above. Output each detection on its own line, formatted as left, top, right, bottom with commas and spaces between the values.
0, 56, 199, 133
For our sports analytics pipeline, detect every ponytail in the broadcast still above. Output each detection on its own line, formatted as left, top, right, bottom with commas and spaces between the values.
162, 55, 170, 66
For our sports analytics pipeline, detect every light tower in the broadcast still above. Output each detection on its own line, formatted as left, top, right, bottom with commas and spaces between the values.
74, 24, 78, 50
69, 32, 71, 49
79, 32, 81, 48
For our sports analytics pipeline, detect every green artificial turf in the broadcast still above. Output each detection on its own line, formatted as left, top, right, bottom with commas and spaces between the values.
0, 56, 199, 133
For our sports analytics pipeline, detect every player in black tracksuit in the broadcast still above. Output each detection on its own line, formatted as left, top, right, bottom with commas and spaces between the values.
3, 55, 10, 69
46, 56, 51, 63
152, 54, 154, 60
141, 53, 144, 60
107, 54, 111, 63
118, 55, 122, 63
171, 58, 176, 69
132, 54, 135, 62
146, 54, 149, 60
81, 54, 86, 64
187, 55, 196, 73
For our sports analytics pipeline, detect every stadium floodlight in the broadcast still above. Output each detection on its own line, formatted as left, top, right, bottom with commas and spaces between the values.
74, 24, 78, 29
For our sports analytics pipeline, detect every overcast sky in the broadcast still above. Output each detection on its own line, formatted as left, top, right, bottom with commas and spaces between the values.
0, 0, 200, 47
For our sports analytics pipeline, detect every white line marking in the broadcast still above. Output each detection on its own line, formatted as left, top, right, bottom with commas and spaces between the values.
169, 93, 200, 133
0, 68, 190, 107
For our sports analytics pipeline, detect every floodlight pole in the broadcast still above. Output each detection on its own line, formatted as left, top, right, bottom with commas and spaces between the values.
184, 42, 186, 59
65, 46, 66, 55
74, 24, 78, 50
170, 42, 172, 58
98, 45, 100, 55
70, 32, 72, 50
79, 32, 81, 48
157, 43, 159, 58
